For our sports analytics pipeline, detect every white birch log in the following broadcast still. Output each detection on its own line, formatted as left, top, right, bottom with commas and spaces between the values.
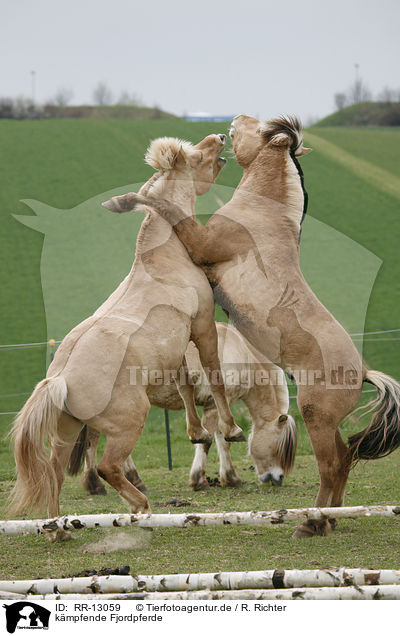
0, 591, 26, 600
1, 505, 400, 536
4, 585, 400, 600
1, 568, 400, 595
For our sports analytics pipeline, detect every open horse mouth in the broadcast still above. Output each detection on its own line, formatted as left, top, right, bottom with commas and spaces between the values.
218, 135, 227, 166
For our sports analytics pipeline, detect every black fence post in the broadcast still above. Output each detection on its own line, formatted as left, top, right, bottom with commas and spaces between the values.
164, 409, 173, 470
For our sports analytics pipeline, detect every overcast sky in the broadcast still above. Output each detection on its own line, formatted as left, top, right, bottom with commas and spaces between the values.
1, 0, 399, 122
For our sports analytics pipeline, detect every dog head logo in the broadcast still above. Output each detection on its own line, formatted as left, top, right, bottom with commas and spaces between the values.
3, 602, 50, 633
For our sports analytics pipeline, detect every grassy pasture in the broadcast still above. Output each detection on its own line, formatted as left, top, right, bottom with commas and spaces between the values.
0, 119, 399, 581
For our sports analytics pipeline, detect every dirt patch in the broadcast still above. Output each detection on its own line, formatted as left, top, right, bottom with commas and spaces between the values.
83, 529, 152, 554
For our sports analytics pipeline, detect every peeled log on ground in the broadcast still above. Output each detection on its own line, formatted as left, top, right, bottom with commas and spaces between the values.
1, 505, 400, 536
1, 568, 400, 595
2, 586, 400, 601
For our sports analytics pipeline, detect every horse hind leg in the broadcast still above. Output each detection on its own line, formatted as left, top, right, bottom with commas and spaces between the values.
82, 428, 107, 496
47, 411, 83, 542
293, 397, 341, 539
293, 428, 350, 537
331, 430, 351, 509
95, 398, 150, 513
97, 432, 150, 513
123, 456, 147, 493
81, 428, 146, 494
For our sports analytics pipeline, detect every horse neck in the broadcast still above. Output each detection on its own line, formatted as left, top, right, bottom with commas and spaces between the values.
236, 145, 305, 247
147, 169, 196, 216
133, 170, 196, 263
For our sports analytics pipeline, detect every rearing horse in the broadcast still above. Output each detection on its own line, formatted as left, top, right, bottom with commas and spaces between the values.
117, 115, 400, 538
9, 133, 245, 540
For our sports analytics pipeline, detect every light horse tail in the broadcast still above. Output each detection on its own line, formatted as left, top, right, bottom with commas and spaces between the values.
348, 369, 400, 465
8, 376, 67, 515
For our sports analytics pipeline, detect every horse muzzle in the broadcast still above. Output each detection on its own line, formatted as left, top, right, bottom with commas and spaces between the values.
259, 470, 284, 486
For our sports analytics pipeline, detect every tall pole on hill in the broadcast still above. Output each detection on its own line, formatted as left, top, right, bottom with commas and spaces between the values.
31, 70, 36, 103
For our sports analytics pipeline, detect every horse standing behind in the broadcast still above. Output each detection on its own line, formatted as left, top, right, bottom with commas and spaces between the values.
71, 322, 297, 493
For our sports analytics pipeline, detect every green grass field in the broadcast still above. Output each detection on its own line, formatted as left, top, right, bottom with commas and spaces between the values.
0, 119, 399, 582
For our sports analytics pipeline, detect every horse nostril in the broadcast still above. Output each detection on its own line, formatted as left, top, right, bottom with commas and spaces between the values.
272, 474, 284, 487
219, 134, 227, 144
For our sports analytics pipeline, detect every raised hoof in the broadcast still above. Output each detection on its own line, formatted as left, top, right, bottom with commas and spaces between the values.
190, 433, 213, 445
224, 430, 246, 443
292, 518, 333, 539
46, 529, 72, 543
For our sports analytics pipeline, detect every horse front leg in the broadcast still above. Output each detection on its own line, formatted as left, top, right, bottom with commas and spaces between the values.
214, 426, 242, 487
102, 194, 240, 266
175, 362, 212, 444
189, 440, 212, 490
190, 317, 245, 443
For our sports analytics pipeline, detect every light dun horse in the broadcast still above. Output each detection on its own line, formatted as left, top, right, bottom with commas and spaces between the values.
119, 115, 400, 538
71, 322, 297, 493
9, 133, 245, 539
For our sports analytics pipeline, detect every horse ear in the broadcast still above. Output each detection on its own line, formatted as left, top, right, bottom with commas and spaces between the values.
269, 133, 291, 148
174, 145, 189, 169
296, 146, 312, 156
188, 149, 203, 167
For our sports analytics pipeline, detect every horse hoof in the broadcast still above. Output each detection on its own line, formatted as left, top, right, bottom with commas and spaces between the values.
90, 485, 107, 496
328, 517, 338, 530
135, 481, 147, 493
224, 430, 246, 443
46, 529, 72, 543
139, 501, 151, 515
83, 469, 105, 495
220, 472, 242, 488
190, 433, 212, 445
292, 519, 332, 539
125, 470, 147, 493
190, 479, 210, 491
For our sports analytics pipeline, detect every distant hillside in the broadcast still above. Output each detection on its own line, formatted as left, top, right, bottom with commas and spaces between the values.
43, 104, 178, 120
316, 102, 400, 127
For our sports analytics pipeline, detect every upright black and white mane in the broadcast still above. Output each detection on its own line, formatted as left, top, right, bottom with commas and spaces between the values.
259, 115, 309, 240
